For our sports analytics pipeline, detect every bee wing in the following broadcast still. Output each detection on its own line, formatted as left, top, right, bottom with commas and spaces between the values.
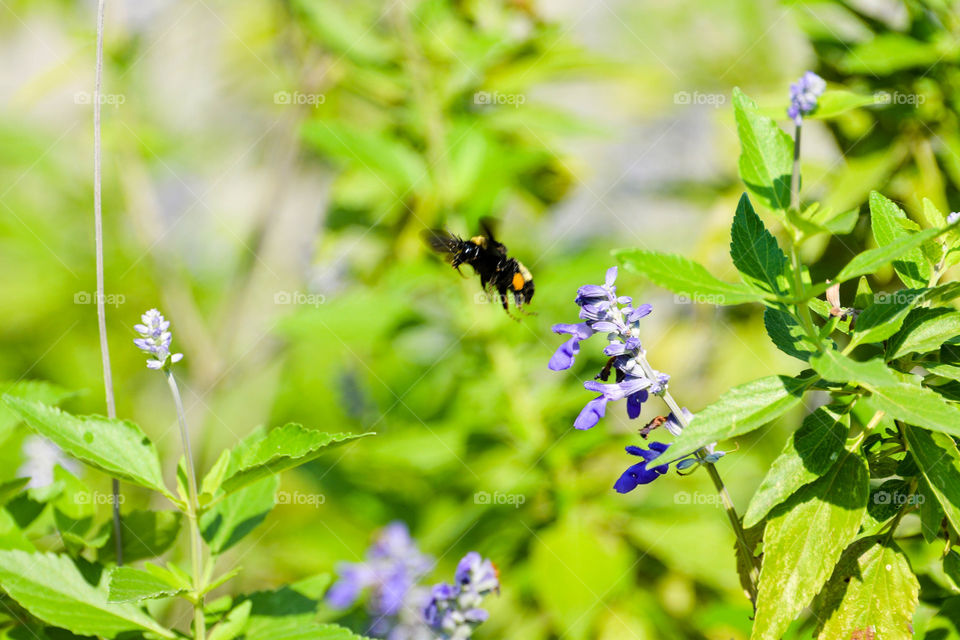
478, 217, 508, 255
421, 229, 461, 260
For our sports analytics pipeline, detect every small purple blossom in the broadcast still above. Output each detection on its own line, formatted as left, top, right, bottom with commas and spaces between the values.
948, 211, 960, 225
423, 552, 499, 640
787, 71, 827, 125
614, 441, 671, 493
548, 267, 667, 428
133, 309, 183, 370
327, 522, 433, 621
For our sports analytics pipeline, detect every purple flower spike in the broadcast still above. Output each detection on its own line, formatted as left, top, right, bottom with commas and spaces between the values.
424, 552, 499, 639
787, 71, 826, 125
133, 309, 183, 370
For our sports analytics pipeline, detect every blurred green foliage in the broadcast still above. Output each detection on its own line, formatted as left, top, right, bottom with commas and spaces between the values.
3, 0, 960, 638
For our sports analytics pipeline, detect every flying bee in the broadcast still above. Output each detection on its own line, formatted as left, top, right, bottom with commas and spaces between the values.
422, 218, 535, 316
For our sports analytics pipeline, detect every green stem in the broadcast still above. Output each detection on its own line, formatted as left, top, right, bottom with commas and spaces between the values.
634, 354, 759, 605
92, 0, 124, 566
788, 122, 820, 346
165, 370, 206, 640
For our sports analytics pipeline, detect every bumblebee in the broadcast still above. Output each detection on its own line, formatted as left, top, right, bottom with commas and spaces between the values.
423, 219, 535, 315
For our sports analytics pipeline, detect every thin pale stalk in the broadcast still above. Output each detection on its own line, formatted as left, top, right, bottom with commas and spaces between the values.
634, 353, 759, 604
165, 370, 206, 640
93, 0, 123, 565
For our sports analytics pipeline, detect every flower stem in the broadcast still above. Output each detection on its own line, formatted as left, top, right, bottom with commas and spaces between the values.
165, 370, 206, 640
661, 386, 759, 604
788, 123, 819, 345
635, 354, 759, 604
93, 0, 123, 565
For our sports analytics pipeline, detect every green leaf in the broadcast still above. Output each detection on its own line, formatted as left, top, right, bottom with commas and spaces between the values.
98, 510, 182, 563
0, 381, 73, 445
245, 620, 373, 640
870, 191, 931, 288
813, 538, 918, 640
1, 398, 170, 497
107, 565, 185, 603
850, 292, 919, 346
944, 550, 960, 589
917, 476, 945, 542
809, 350, 898, 387
868, 381, 960, 438
833, 227, 943, 285
0, 478, 30, 508
670, 375, 811, 459
923, 198, 948, 228
926, 363, 960, 382
751, 450, 869, 640
839, 33, 944, 74
733, 88, 793, 212
903, 425, 960, 534
763, 307, 813, 361
202, 476, 279, 555
730, 193, 788, 294
743, 405, 849, 527
808, 89, 883, 120
886, 307, 960, 360
613, 249, 767, 305
209, 600, 252, 640
221, 424, 372, 494
0, 551, 174, 638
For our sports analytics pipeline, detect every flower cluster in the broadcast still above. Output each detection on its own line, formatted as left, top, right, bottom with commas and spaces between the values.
424, 552, 499, 640
948, 211, 960, 225
548, 267, 668, 430
327, 521, 434, 634
549, 268, 725, 492
787, 70, 827, 125
133, 309, 183, 370
18, 436, 80, 488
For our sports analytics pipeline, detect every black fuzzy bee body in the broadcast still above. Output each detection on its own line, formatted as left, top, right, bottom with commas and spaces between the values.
423, 220, 535, 315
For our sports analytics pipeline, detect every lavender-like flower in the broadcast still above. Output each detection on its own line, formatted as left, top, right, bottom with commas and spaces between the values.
133, 309, 183, 370
423, 552, 499, 640
550, 269, 725, 491
787, 71, 827, 125
548, 267, 667, 430
327, 522, 434, 629
948, 211, 960, 225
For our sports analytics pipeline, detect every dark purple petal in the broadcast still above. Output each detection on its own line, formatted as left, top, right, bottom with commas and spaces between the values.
613, 460, 667, 493
574, 395, 607, 430
626, 389, 648, 419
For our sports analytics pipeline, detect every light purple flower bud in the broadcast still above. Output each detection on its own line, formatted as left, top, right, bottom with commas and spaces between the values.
133, 309, 183, 370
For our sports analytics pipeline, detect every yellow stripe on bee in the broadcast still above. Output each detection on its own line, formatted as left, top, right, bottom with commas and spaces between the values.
512, 272, 525, 290
470, 236, 488, 249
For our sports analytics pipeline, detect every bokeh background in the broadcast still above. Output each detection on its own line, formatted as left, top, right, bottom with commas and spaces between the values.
2, 0, 959, 638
